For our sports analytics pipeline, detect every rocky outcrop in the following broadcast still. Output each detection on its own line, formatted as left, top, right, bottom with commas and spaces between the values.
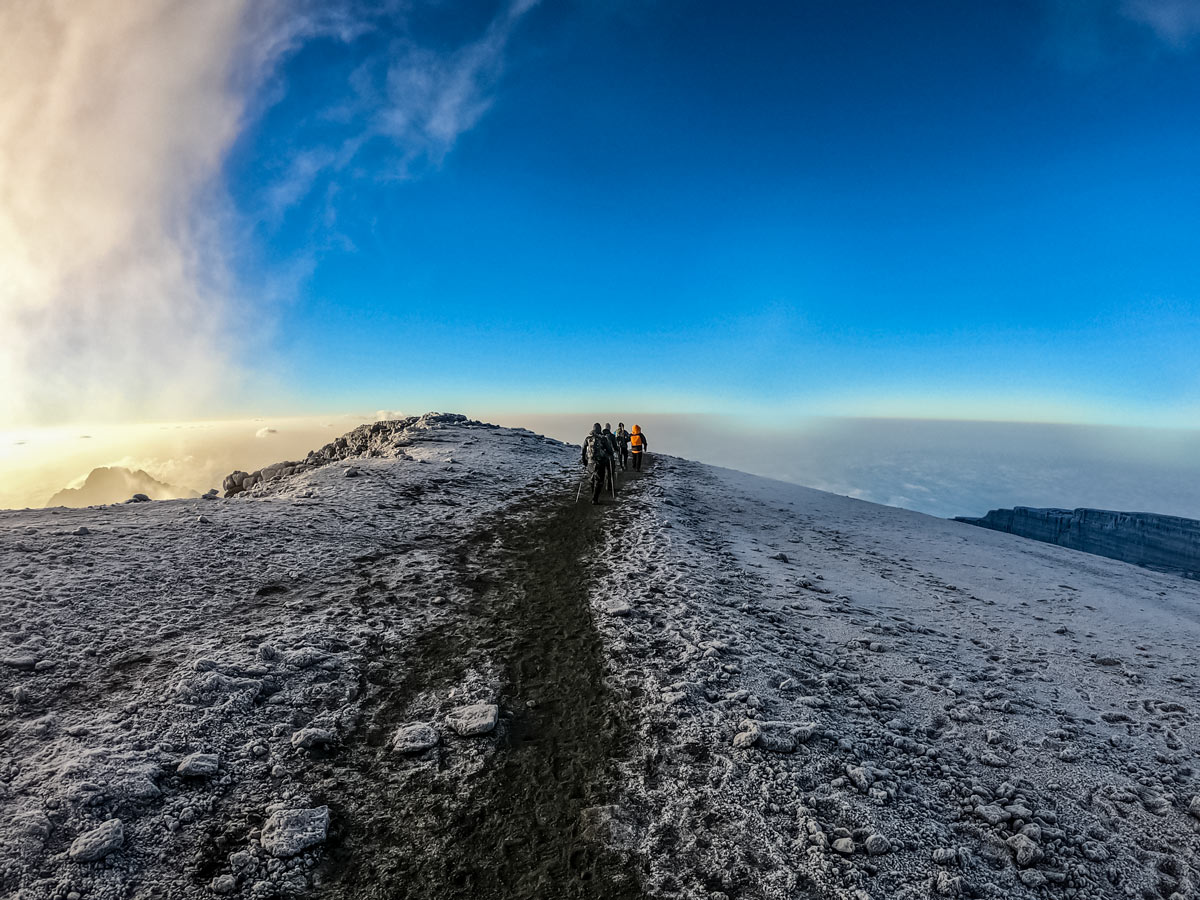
955, 507, 1200, 577
221, 413, 486, 497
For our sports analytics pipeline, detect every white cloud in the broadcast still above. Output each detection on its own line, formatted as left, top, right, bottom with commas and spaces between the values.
0, 1, 310, 426
0, 0, 535, 428
256, 427, 279, 438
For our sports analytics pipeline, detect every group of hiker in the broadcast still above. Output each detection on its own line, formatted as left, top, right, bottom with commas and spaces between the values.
580, 422, 648, 504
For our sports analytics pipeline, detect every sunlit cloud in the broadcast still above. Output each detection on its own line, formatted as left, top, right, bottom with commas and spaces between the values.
0, 1, 304, 427
0, 0, 538, 429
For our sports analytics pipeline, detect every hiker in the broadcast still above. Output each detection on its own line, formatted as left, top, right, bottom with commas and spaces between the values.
630, 424, 648, 471
616, 423, 631, 470
602, 424, 620, 495
581, 422, 613, 504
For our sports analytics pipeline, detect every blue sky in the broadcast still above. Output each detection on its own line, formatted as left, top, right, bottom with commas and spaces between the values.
267, 2, 1200, 424
236, 0, 1200, 424
6, 0, 1198, 428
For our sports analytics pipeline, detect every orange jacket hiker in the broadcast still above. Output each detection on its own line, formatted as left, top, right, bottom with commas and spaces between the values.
629, 425, 648, 470
630, 425, 646, 452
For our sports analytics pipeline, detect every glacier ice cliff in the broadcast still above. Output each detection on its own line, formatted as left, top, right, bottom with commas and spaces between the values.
955, 506, 1200, 577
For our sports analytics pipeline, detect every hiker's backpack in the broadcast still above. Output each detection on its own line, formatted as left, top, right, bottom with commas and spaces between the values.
585, 434, 609, 465
631, 432, 645, 450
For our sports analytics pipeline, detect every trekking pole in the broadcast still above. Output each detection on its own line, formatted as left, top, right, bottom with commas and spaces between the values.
610, 460, 617, 499
575, 472, 585, 504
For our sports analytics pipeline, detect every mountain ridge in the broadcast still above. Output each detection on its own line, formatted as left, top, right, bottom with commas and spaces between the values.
46, 465, 200, 508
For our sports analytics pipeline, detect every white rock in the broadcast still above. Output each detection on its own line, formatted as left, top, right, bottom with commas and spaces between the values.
178, 752, 220, 777
290, 727, 336, 750
69, 818, 124, 862
392, 722, 439, 753
447, 703, 499, 736
260, 806, 329, 858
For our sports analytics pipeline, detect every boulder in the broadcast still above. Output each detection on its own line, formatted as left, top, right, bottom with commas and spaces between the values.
260, 807, 329, 858
392, 723, 439, 753
69, 818, 124, 862
447, 704, 499, 736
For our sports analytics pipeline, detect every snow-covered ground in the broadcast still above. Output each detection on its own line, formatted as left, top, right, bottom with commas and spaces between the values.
2, 415, 1199, 900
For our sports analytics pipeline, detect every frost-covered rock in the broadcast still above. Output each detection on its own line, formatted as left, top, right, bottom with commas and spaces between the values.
260, 806, 330, 858
69, 818, 124, 862
291, 727, 336, 750
392, 722, 439, 753
177, 752, 220, 777
1006, 832, 1042, 867
447, 703, 499, 736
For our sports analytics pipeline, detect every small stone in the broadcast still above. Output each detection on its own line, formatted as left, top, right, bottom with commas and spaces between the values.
1189, 795, 1200, 820
73, 526, 90, 536
975, 804, 1010, 825
865, 834, 890, 856
197, 515, 212, 524
846, 766, 872, 792
290, 728, 335, 750
932, 848, 958, 865
769, 552, 790, 563
130, 493, 150, 502
833, 837, 855, 854
392, 723, 439, 753
1018, 870, 1047, 888
260, 807, 329, 858
1, 654, 38, 670
178, 752, 220, 777
732, 725, 759, 749
69, 818, 124, 862
601, 600, 631, 616
1006, 833, 1042, 867
447, 703, 499, 736
211, 874, 237, 895
934, 871, 963, 896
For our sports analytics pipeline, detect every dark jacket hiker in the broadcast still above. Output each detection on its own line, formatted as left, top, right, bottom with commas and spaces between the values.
582, 423, 613, 504
616, 423, 631, 469
602, 424, 621, 490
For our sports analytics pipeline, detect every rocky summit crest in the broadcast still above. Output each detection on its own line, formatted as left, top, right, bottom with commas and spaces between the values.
221, 413, 488, 497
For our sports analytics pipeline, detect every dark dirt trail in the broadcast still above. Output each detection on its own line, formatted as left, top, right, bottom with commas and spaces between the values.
310, 464, 653, 899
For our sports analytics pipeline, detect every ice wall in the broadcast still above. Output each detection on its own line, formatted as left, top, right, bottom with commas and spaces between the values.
955, 507, 1200, 577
